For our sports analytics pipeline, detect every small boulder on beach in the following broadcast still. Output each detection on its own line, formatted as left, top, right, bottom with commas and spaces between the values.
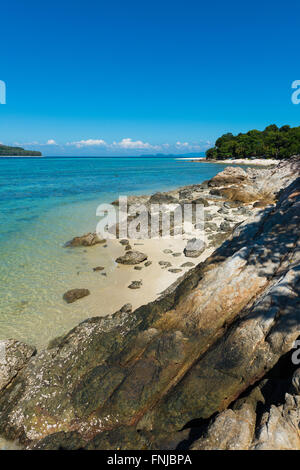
184, 238, 206, 258
159, 261, 172, 267
116, 250, 148, 265
148, 192, 178, 204
128, 280, 142, 289
181, 261, 195, 267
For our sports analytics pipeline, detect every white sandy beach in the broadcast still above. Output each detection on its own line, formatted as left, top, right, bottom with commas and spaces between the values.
177, 157, 278, 166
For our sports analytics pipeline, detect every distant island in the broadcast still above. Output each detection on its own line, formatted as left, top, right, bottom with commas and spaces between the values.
206, 124, 300, 160
138, 152, 205, 158
0, 144, 42, 156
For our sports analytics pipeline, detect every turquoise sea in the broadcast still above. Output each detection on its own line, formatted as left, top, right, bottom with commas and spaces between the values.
0, 156, 229, 347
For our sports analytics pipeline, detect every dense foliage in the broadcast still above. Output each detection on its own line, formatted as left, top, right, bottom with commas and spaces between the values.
206, 125, 300, 160
0, 145, 42, 156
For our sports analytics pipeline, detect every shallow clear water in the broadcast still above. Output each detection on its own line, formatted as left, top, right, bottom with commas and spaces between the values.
0, 156, 229, 347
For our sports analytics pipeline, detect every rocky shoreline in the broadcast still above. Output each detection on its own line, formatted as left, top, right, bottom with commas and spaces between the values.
0, 157, 299, 450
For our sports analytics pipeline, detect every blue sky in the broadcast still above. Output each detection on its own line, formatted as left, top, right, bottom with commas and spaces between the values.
0, 0, 299, 155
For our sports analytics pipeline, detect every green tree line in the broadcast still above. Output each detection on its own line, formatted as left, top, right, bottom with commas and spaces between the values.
206, 124, 300, 160
0, 145, 42, 156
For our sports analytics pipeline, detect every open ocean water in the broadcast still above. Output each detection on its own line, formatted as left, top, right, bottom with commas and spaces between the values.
0, 156, 229, 347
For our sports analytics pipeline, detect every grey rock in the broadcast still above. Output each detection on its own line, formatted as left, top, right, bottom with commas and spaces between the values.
220, 221, 233, 232
291, 368, 300, 394
181, 262, 195, 267
148, 192, 178, 204
205, 222, 218, 231
191, 403, 256, 450
116, 251, 148, 265
128, 280, 142, 289
93, 266, 104, 272
184, 238, 206, 257
159, 261, 172, 268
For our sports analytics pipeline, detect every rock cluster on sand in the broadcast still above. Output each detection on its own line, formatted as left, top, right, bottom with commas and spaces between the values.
1, 157, 299, 450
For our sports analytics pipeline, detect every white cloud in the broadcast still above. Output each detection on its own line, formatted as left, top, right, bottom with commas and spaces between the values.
66, 137, 161, 151
175, 141, 205, 151
113, 138, 161, 151
67, 139, 107, 148
14, 137, 208, 153
176, 141, 190, 148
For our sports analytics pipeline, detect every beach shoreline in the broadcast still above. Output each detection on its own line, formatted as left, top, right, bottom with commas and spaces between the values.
56, 162, 280, 350
177, 157, 278, 166
0, 159, 280, 349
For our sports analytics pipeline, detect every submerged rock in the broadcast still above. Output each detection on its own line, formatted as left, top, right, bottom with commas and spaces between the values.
93, 266, 104, 272
66, 233, 106, 247
63, 288, 90, 303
